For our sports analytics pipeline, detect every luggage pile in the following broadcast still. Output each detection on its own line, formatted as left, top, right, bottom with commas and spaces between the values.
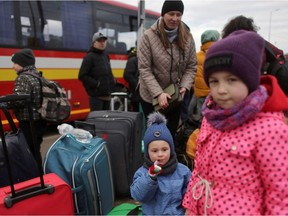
43, 110, 144, 215
0, 94, 144, 214
0, 94, 74, 215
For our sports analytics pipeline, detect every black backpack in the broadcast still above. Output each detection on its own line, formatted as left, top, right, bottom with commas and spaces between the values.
264, 43, 288, 95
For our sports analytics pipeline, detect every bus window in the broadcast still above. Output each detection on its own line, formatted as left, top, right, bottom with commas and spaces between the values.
41, 1, 92, 50
0, 2, 16, 46
43, 19, 63, 48
20, 16, 31, 36
60, 2, 92, 50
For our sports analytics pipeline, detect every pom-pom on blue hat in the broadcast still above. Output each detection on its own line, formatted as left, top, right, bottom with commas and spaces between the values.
143, 112, 175, 157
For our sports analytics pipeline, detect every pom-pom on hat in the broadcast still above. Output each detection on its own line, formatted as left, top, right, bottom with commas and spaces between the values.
143, 112, 175, 158
204, 30, 264, 93
161, 0, 184, 16
92, 32, 107, 43
11, 48, 35, 67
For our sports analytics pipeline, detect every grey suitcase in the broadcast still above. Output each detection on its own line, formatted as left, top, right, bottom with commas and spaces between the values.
81, 110, 143, 197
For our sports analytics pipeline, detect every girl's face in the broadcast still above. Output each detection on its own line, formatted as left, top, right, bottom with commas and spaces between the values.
163, 11, 182, 30
12, 63, 23, 73
148, 140, 171, 166
208, 71, 249, 109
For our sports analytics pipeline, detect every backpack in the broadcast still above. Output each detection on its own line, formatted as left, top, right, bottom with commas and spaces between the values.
23, 71, 71, 122
264, 43, 288, 95
186, 128, 199, 160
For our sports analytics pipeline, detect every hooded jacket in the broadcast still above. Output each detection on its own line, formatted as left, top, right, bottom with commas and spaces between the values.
14, 66, 42, 121
138, 18, 197, 103
183, 75, 288, 215
194, 41, 216, 98
131, 163, 191, 215
78, 47, 115, 97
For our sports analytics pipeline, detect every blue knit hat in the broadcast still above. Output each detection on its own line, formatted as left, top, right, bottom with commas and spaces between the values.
204, 30, 264, 93
143, 112, 175, 158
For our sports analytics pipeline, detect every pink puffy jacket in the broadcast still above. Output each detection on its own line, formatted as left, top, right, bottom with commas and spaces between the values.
183, 76, 288, 215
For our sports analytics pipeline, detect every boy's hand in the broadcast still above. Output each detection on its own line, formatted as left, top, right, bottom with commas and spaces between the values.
148, 161, 162, 180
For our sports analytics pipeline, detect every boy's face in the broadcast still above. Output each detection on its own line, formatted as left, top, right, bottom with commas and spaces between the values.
208, 71, 249, 109
148, 140, 171, 165
94, 38, 107, 50
12, 63, 23, 73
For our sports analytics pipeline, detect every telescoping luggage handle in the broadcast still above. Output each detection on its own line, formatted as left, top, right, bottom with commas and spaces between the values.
0, 94, 54, 208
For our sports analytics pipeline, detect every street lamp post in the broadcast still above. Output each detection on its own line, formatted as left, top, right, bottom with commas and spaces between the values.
268, 9, 280, 42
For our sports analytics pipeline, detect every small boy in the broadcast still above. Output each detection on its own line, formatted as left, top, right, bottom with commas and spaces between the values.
130, 112, 191, 215
10, 49, 47, 162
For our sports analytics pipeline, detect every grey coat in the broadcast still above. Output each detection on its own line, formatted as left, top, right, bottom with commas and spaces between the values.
138, 18, 197, 103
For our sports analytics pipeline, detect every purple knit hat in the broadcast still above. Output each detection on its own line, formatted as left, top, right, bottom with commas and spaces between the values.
204, 30, 264, 92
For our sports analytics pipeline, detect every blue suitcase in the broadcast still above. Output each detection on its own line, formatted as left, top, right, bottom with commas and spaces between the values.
43, 133, 114, 215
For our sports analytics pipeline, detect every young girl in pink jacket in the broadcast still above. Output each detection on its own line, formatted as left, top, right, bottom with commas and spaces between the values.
182, 30, 288, 215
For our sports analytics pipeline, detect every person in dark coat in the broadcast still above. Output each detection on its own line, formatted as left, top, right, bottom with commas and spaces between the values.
10, 48, 47, 162
78, 32, 115, 111
124, 47, 140, 111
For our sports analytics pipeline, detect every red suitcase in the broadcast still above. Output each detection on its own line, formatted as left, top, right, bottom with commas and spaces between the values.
0, 173, 74, 215
0, 94, 74, 215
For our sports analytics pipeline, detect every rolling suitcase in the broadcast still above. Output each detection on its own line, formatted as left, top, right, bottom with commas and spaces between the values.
82, 110, 143, 196
43, 133, 114, 215
0, 94, 74, 215
0, 108, 38, 187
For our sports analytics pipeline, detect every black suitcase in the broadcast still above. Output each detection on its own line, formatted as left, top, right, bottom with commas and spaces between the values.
75, 110, 143, 196
0, 95, 39, 187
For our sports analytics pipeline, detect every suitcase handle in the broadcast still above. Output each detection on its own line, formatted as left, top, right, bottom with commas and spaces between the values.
0, 94, 53, 208
0, 94, 31, 103
1, 109, 17, 133
4, 184, 55, 208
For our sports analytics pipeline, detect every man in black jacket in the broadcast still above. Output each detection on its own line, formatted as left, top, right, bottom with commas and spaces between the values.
79, 32, 115, 111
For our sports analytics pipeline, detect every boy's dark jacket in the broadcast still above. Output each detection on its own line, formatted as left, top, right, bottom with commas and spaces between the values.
78, 47, 115, 97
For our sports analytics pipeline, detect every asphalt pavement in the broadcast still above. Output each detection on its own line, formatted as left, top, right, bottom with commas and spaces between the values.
41, 125, 60, 158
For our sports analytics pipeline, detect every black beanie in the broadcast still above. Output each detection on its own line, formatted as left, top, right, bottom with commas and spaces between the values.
161, 0, 184, 16
11, 48, 35, 67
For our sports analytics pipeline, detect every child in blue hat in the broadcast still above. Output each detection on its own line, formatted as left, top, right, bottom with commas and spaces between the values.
130, 112, 191, 215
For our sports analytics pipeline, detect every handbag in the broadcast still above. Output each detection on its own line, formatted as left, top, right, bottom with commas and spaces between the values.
152, 83, 182, 112
0, 108, 39, 188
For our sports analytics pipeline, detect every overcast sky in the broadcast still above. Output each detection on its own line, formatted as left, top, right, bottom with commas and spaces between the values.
114, 0, 288, 54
